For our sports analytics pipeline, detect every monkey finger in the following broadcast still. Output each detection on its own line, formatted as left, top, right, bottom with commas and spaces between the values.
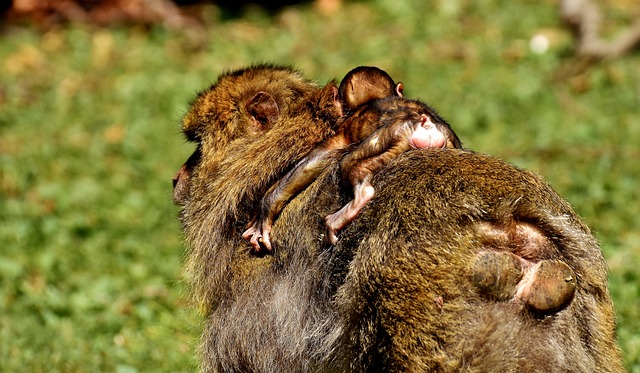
261, 231, 273, 252
242, 227, 256, 241
249, 234, 263, 253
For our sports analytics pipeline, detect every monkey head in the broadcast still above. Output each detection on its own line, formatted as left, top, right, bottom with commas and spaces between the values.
338, 66, 404, 110
172, 65, 341, 207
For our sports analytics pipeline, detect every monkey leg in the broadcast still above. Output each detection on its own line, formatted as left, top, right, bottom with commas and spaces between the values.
325, 180, 375, 244
326, 137, 411, 244
243, 148, 338, 252
471, 251, 576, 314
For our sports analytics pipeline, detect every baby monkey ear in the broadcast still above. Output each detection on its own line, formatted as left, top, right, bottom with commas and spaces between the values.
246, 91, 280, 130
395, 82, 404, 97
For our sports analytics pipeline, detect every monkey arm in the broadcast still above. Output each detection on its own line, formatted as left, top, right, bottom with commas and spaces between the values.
243, 146, 339, 252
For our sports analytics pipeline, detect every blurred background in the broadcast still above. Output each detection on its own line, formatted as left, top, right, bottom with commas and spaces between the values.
0, 0, 638, 371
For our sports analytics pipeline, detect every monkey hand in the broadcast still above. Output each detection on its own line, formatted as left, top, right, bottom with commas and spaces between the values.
242, 218, 274, 253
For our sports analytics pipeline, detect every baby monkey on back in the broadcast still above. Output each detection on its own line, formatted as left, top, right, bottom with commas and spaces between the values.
243, 67, 462, 252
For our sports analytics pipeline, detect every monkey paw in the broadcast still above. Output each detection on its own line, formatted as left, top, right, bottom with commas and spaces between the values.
242, 220, 273, 253
324, 212, 346, 245
470, 251, 577, 315
325, 226, 339, 245
325, 185, 376, 245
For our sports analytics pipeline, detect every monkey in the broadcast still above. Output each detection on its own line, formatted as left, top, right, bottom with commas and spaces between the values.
243, 97, 462, 251
243, 66, 461, 251
173, 64, 624, 372
324, 97, 461, 244
173, 64, 342, 308
240, 66, 402, 252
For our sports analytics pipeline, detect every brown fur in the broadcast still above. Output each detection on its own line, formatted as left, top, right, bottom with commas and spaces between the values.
331, 150, 622, 371
174, 65, 624, 372
176, 64, 341, 309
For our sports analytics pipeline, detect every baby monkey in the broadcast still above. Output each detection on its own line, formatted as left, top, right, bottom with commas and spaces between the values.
243, 67, 462, 252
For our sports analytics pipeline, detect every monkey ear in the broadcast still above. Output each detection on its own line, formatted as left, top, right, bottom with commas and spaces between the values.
395, 82, 404, 97
316, 83, 343, 125
246, 91, 280, 130
328, 84, 342, 112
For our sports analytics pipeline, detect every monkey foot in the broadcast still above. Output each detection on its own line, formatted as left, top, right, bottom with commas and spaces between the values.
325, 184, 376, 245
324, 212, 346, 245
324, 211, 350, 245
471, 251, 577, 315
324, 225, 339, 245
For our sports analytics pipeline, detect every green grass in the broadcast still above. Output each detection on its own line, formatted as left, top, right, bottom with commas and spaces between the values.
1, 0, 638, 371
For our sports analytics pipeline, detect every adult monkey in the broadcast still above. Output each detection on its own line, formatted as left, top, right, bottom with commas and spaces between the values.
173, 64, 624, 372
